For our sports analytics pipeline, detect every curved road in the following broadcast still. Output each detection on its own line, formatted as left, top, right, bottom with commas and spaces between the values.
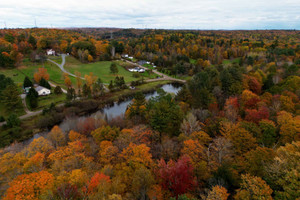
47, 54, 79, 79
121, 59, 186, 84
48, 54, 109, 91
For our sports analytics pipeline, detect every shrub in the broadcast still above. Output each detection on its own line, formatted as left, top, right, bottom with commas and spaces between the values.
54, 86, 63, 94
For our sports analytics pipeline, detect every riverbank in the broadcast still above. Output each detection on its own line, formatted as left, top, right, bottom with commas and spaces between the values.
0, 80, 183, 148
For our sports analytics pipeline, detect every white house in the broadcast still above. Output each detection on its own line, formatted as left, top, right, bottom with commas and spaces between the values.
47, 49, 55, 56
35, 86, 51, 96
128, 67, 145, 73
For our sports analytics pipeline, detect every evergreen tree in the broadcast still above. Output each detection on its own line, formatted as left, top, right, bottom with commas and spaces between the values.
66, 88, 76, 100
82, 84, 91, 97
108, 80, 114, 91
26, 87, 38, 109
6, 114, 20, 128
110, 62, 118, 74
1, 84, 23, 113
23, 76, 33, 88
39, 78, 51, 90
28, 35, 37, 49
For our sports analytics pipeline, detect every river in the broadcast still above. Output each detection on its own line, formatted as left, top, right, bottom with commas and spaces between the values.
24, 83, 182, 144
95, 83, 182, 119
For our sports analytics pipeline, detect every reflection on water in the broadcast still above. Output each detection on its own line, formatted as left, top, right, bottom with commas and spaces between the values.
99, 84, 182, 119
26, 84, 183, 143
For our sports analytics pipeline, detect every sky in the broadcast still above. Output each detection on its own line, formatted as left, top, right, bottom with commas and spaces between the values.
0, 0, 299, 29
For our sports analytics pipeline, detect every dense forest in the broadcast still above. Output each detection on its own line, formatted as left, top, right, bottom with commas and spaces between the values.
0, 28, 299, 200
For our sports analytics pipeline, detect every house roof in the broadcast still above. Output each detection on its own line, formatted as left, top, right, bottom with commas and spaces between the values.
35, 86, 49, 92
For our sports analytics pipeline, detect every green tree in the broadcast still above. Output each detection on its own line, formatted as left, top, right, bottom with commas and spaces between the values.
82, 83, 91, 97
39, 78, 51, 90
26, 87, 38, 109
108, 80, 114, 91
131, 166, 154, 200
1, 84, 23, 113
28, 35, 37, 49
54, 86, 63, 95
23, 76, 33, 88
148, 91, 183, 138
93, 78, 104, 96
6, 114, 21, 128
66, 88, 76, 100
110, 62, 118, 74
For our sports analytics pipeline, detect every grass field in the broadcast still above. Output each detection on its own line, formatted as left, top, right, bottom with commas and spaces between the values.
64, 57, 142, 84
222, 58, 241, 65
28, 93, 66, 111
0, 58, 76, 89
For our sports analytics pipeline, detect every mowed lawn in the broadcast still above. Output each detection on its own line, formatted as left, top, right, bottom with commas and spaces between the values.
0, 58, 76, 89
64, 56, 141, 84
28, 93, 66, 111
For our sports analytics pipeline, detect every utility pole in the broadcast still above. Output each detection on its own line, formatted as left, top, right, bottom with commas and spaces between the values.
34, 18, 37, 28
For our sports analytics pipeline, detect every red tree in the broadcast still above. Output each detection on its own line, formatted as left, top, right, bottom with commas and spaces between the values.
88, 172, 110, 193
157, 155, 196, 197
245, 107, 269, 124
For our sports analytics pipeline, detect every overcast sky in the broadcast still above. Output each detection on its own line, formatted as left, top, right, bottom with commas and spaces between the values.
0, 0, 299, 29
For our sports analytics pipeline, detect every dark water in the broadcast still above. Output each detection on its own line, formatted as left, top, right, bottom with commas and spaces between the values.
25, 84, 182, 143
98, 83, 182, 119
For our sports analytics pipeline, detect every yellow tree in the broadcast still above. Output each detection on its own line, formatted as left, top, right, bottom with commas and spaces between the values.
266, 141, 300, 199
48, 125, 66, 149
277, 111, 300, 144
27, 137, 54, 156
60, 40, 68, 53
69, 169, 88, 188
234, 174, 273, 200
84, 72, 97, 89
34, 68, 50, 83
23, 152, 45, 173
69, 130, 85, 142
207, 185, 230, 200
64, 73, 72, 88
88, 54, 93, 62
98, 141, 119, 166
4, 171, 54, 200
75, 71, 82, 90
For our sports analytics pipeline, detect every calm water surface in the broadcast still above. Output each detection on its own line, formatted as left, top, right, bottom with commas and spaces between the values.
99, 83, 182, 119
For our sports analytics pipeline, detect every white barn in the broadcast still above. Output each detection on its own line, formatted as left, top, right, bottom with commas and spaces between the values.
35, 86, 51, 96
47, 49, 55, 56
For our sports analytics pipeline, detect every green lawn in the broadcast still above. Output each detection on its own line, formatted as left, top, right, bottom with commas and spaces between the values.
64, 57, 141, 84
222, 58, 241, 65
0, 58, 76, 90
108, 80, 172, 101
30, 93, 66, 111
190, 59, 196, 64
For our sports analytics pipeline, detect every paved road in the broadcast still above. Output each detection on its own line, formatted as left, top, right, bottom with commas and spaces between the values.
122, 59, 186, 84
47, 54, 79, 79
0, 103, 65, 127
48, 54, 109, 91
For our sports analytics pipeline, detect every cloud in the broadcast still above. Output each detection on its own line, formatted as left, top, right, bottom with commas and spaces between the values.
0, 0, 299, 29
